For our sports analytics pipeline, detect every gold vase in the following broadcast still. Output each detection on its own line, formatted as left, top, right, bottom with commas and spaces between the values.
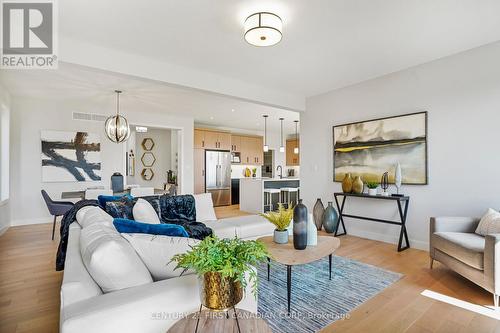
342, 173, 353, 193
352, 176, 364, 194
198, 272, 243, 311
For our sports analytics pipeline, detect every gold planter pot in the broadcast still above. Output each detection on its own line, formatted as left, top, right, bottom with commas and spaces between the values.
198, 272, 243, 311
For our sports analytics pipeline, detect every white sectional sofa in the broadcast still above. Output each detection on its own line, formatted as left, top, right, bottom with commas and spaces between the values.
60, 204, 274, 333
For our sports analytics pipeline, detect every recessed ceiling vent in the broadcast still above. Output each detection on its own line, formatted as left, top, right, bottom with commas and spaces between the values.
73, 112, 108, 122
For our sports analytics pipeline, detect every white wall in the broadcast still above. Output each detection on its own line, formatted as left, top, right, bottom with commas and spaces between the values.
0, 86, 11, 234
10, 97, 194, 226
128, 128, 172, 189
302, 41, 500, 250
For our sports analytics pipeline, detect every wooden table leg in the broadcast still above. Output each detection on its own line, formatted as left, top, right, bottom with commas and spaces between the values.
287, 265, 292, 313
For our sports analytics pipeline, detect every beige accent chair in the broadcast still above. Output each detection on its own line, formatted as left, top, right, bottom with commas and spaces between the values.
430, 217, 500, 306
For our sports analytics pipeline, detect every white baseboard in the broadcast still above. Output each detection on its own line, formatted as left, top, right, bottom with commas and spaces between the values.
0, 224, 9, 236
11, 216, 52, 226
346, 227, 429, 251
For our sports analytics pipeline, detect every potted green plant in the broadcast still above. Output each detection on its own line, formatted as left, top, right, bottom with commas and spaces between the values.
172, 236, 269, 310
252, 167, 257, 177
366, 181, 379, 196
260, 203, 294, 244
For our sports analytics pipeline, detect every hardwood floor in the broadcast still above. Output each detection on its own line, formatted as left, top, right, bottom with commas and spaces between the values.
0, 205, 497, 333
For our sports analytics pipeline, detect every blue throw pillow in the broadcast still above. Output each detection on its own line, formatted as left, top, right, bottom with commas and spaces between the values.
97, 194, 133, 208
113, 218, 189, 238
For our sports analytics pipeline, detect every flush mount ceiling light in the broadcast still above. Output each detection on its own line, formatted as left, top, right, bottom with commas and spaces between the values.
105, 90, 130, 143
263, 115, 269, 152
244, 12, 282, 47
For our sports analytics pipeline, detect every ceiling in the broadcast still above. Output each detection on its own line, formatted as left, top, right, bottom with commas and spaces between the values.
58, 0, 500, 100
0, 63, 300, 135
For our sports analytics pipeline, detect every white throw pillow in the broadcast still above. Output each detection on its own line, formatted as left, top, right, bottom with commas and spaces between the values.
193, 193, 217, 222
77, 206, 114, 229
122, 233, 200, 281
475, 208, 500, 236
80, 223, 153, 293
133, 198, 161, 224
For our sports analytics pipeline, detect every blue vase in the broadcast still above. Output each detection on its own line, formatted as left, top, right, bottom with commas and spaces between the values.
322, 202, 339, 234
293, 199, 308, 250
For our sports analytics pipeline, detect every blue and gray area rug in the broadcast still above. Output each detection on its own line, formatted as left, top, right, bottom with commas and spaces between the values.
257, 255, 402, 333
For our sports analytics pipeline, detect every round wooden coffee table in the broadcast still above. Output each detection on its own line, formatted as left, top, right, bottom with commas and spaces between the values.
257, 235, 340, 313
167, 308, 271, 333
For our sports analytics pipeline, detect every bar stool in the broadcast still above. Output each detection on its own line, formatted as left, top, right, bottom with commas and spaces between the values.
280, 187, 299, 209
264, 188, 281, 212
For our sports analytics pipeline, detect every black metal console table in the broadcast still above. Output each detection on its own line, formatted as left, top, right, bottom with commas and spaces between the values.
333, 192, 410, 252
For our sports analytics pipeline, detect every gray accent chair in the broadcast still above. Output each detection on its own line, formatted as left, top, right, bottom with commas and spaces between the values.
41, 190, 74, 240
430, 216, 500, 307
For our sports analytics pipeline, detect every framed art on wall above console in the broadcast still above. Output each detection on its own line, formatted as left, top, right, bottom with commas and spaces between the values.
333, 111, 428, 185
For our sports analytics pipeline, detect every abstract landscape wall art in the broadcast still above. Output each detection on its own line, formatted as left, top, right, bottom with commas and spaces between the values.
333, 112, 428, 185
41, 131, 101, 182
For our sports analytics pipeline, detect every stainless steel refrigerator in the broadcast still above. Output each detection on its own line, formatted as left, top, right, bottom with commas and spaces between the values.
205, 150, 231, 206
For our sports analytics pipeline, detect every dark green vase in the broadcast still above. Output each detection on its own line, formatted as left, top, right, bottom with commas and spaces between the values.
322, 202, 339, 234
293, 199, 308, 250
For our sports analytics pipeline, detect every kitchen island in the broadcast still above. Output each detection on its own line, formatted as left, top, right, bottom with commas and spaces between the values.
239, 178, 300, 214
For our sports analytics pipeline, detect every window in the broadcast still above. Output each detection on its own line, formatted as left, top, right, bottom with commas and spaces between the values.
0, 103, 9, 202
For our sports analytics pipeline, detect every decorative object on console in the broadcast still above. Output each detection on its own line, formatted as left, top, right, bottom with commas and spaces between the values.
110, 172, 124, 192
293, 199, 308, 250
306, 213, 318, 246
380, 172, 389, 196
141, 137, 155, 151
322, 202, 339, 234
141, 168, 154, 181
341, 173, 353, 193
352, 175, 364, 194
313, 198, 325, 230
105, 90, 130, 143
41, 130, 101, 182
333, 111, 428, 184
393, 162, 403, 196
260, 203, 293, 244
366, 181, 379, 196
244, 12, 282, 47
172, 236, 269, 309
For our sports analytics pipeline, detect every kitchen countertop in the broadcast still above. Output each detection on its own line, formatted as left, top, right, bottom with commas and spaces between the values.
240, 177, 300, 181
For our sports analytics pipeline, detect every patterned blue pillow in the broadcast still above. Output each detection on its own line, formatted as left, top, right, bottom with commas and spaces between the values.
97, 194, 133, 209
105, 199, 135, 220
113, 218, 189, 237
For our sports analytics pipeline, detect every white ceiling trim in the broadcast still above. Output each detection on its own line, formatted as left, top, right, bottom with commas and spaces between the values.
59, 35, 306, 112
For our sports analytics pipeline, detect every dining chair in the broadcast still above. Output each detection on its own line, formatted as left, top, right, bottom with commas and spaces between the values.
41, 190, 75, 240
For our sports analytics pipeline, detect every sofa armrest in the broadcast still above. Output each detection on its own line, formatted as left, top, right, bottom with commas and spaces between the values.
430, 217, 480, 233
61, 271, 257, 333
484, 234, 500, 294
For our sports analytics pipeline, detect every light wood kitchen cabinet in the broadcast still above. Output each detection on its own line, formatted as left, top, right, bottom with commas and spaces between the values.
202, 131, 219, 149
240, 136, 263, 165
194, 129, 205, 149
194, 148, 205, 194
231, 135, 241, 152
194, 129, 231, 150
217, 132, 231, 150
286, 139, 300, 166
